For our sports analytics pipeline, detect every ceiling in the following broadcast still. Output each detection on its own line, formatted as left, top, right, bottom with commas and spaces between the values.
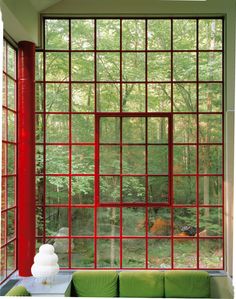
28, 0, 62, 12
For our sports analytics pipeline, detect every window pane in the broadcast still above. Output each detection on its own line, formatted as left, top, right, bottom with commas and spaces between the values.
148, 53, 171, 81
123, 146, 145, 174
97, 53, 120, 81
8, 145, 15, 174
45, 19, 69, 50
7, 209, 15, 241
7, 241, 16, 274
46, 114, 69, 143
36, 52, 44, 81
46, 146, 69, 174
174, 145, 196, 174
199, 239, 223, 269
0, 247, 6, 281
36, 207, 44, 236
123, 117, 145, 144
2, 109, 7, 141
123, 208, 145, 236
174, 53, 196, 81
199, 145, 222, 174
72, 83, 95, 112
100, 146, 120, 174
174, 176, 196, 205
46, 177, 68, 204
97, 239, 120, 268
148, 239, 171, 268
97, 83, 120, 112
72, 114, 94, 143
97, 19, 120, 50
173, 83, 197, 112
71, 53, 94, 81
148, 117, 168, 144
148, 176, 169, 203
1, 178, 6, 210
72, 239, 94, 268
8, 46, 16, 79
148, 19, 171, 50
122, 176, 145, 203
174, 208, 196, 238
174, 239, 197, 268
7, 177, 15, 208
72, 208, 94, 236
50, 238, 68, 267
123, 53, 145, 81
174, 114, 197, 143
46, 83, 69, 112
45, 207, 68, 236
199, 83, 222, 112
36, 176, 44, 205
1, 212, 6, 244
2, 74, 6, 106
199, 53, 222, 81
173, 19, 196, 50
46, 53, 69, 81
36, 83, 44, 112
97, 208, 120, 236
199, 19, 222, 50
122, 84, 145, 112
122, 20, 145, 50
148, 207, 171, 236
71, 19, 94, 50
199, 114, 222, 143
199, 176, 222, 205
148, 84, 171, 112
8, 111, 16, 142
199, 208, 222, 236
72, 146, 94, 174
36, 114, 44, 143
100, 117, 120, 144
7, 79, 15, 110
100, 176, 120, 203
122, 239, 145, 268
2, 143, 7, 176
148, 145, 168, 174
36, 145, 44, 174
72, 176, 94, 204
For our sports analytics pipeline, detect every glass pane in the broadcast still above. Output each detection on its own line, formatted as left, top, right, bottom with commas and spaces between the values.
122, 117, 145, 144
36, 83, 44, 112
46, 146, 69, 174
174, 114, 197, 143
45, 177, 68, 204
8, 145, 15, 174
122, 208, 145, 236
174, 145, 196, 174
36, 52, 44, 81
174, 239, 197, 268
148, 239, 171, 268
173, 19, 196, 50
173, 83, 197, 112
200, 208, 222, 236
148, 117, 168, 144
71, 53, 94, 81
199, 239, 223, 269
72, 83, 95, 112
97, 239, 120, 268
45, 207, 68, 236
36, 207, 44, 236
36, 176, 44, 205
97, 53, 120, 81
148, 176, 169, 203
122, 53, 145, 81
1, 212, 6, 244
100, 146, 120, 174
123, 146, 145, 174
46, 83, 69, 112
3, 39, 6, 72
7, 209, 15, 241
72, 146, 94, 174
2, 109, 7, 141
100, 117, 120, 143
148, 84, 171, 112
97, 208, 120, 236
148, 19, 171, 50
71, 19, 94, 50
97, 19, 120, 50
174, 176, 196, 205
72, 176, 94, 204
173, 53, 196, 81
36, 145, 44, 174
122, 20, 145, 50
174, 208, 196, 236
2, 143, 7, 176
7, 177, 15, 208
36, 114, 44, 143
72, 239, 94, 268
50, 238, 68, 267
148, 53, 171, 81
0, 247, 6, 281
72, 114, 94, 143
122, 176, 145, 203
199, 83, 222, 112
148, 208, 171, 236
7, 241, 16, 274
100, 176, 120, 203
8, 111, 16, 142
199, 145, 222, 174
97, 83, 120, 112
199, 176, 222, 205
2, 74, 6, 106
199, 53, 222, 81
199, 114, 222, 143
45, 19, 69, 49
46, 114, 69, 143
71, 208, 94, 236
148, 145, 168, 174
122, 84, 145, 112
8, 78, 15, 110
199, 19, 222, 50
1, 178, 6, 210
8, 46, 16, 79
46, 53, 69, 81
122, 239, 145, 268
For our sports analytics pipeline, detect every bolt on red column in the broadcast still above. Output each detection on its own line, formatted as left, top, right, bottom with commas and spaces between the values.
18, 41, 36, 276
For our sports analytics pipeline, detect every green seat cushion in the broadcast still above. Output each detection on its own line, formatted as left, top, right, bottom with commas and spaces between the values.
72, 270, 118, 297
165, 270, 210, 298
119, 271, 164, 297
5, 285, 31, 296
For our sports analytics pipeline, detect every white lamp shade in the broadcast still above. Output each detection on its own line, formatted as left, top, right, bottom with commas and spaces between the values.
31, 264, 59, 278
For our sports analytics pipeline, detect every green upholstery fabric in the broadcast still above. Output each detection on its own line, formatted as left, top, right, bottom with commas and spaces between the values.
5, 285, 31, 296
119, 271, 164, 297
72, 270, 118, 297
165, 270, 210, 298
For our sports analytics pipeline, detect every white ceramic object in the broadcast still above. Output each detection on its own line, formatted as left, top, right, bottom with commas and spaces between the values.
31, 244, 59, 282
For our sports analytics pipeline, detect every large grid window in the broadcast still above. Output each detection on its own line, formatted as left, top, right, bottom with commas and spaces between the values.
36, 18, 224, 269
1, 40, 17, 283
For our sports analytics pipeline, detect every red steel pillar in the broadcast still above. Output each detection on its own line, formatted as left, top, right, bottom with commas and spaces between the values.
18, 41, 36, 276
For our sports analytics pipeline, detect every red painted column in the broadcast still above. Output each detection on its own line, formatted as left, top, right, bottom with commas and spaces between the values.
18, 41, 36, 276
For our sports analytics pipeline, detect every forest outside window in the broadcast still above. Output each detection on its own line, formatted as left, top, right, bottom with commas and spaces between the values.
35, 17, 224, 270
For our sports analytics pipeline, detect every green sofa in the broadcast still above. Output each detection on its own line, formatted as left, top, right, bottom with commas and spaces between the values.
5, 285, 31, 296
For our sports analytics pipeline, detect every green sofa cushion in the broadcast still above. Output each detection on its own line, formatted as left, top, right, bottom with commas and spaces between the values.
5, 285, 31, 296
72, 270, 118, 297
165, 270, 210, 298
119, 271, 164, 297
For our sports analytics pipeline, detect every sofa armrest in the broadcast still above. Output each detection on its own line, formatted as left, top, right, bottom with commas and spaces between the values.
210, 276, 234, 299
5, 285, 31, 296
